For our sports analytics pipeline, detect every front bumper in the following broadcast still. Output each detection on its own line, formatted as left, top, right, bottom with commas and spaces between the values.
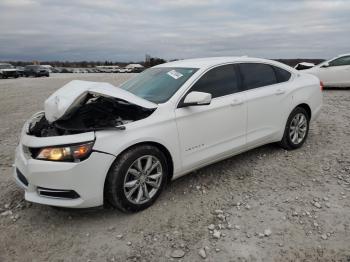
311, 104, 322, 122
14, 143, 115, 208
2, 71, 18, 77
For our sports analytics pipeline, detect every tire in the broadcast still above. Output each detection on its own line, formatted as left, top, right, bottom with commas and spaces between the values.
105, 145, 168, 212
279, 107, 310, 150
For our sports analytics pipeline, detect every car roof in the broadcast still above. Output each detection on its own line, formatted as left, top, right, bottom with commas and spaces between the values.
155, 56, 288, 70
336, 53, 350, 57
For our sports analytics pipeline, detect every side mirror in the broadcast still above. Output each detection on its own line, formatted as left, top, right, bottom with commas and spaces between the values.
321, 62, 330, 68
183, 91, 212, 106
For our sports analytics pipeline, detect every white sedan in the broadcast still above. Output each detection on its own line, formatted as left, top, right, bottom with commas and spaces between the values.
304, 54, 350, 88
14, 57, 323, 212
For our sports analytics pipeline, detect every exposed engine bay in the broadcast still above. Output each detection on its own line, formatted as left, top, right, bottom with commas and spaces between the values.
28, 95, 155, 137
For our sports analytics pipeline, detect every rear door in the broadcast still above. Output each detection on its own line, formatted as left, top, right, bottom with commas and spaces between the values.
238, 63, 293, 146
175, 64, 247, 171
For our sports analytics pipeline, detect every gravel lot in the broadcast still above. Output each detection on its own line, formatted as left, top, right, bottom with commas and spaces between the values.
0, 74, 349, 262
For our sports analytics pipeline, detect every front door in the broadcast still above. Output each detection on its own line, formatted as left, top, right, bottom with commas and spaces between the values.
175, 64, 247, 171
320, 55, 350, 87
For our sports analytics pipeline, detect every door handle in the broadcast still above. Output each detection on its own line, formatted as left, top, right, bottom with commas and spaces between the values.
231, 98, 244, 106
275, 89, 286, 95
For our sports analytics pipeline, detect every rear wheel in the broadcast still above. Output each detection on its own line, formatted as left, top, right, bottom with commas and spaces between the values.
105, 145, 168, 212
279, 107, 309, 150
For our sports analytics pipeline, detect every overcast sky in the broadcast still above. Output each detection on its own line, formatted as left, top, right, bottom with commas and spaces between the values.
0, 0, 349, 61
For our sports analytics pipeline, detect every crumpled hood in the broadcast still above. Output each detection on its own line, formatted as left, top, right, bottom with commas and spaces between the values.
44, 80, 157, 123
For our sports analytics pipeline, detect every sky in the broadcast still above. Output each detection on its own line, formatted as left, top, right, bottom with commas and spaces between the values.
0, 0, 349, 62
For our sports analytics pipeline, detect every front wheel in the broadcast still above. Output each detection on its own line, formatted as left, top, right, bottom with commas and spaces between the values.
279, 107, 310, 150
104, 145, 168, 212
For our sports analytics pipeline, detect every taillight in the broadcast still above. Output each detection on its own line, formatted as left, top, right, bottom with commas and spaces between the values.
320, 81, 324, 91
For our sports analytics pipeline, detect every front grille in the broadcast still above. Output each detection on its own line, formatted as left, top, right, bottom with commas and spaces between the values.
4, 71, 16, 77
37, 187, 80, 199
16, 168, 29, 186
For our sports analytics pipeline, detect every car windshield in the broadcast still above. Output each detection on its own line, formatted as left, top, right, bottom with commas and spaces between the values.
119, 67, 198, 103
0, 64, 14, 69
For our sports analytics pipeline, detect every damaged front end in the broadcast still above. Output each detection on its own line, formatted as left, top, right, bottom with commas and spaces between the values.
27, 80, 157, 137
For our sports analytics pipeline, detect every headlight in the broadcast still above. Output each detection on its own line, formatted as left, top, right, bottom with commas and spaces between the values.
36, 142, 94, 162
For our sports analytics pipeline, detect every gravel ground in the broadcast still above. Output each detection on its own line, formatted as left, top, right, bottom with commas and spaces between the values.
0, 74, 349, 262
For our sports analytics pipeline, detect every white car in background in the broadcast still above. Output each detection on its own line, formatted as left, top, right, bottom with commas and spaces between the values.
304, 54, 350, 88
14, 57, 323, 212
0, 63, 19, 79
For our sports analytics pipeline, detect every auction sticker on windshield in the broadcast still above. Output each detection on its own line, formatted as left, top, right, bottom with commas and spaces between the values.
167, 70, 183, 79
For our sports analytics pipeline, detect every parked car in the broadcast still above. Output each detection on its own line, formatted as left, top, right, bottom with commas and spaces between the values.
86, 68, 97, 73
14, 57, 322, 212
60, 68, 73, 73
24, 65, 50, 77
72, 68, 81, 73
117, 68, 130, 73
0, 63, 19, 79
40, 65, 53, 73
16, 66, 25, 77
51, 67, 62, 73
303, 54, 350, 88
131, 67, 145, 73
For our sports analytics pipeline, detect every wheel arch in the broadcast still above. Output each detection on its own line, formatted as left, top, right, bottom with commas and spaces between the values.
296, 103, 312, 120
133, 141, 174, 183
104, 141, 174, 191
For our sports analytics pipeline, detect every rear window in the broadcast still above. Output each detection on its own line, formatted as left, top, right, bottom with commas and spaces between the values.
239, 63, 277, 90
273, 66, 291, 83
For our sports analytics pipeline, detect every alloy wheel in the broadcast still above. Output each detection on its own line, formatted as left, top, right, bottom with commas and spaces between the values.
289, 113, 308, 145
123, 155, 163, 204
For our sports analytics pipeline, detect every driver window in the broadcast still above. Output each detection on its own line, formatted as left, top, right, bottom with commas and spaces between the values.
190, 64, 240, 98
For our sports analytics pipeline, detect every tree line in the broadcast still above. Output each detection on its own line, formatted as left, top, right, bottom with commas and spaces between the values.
2, 58, 324, 68
1, 56, 167, 68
